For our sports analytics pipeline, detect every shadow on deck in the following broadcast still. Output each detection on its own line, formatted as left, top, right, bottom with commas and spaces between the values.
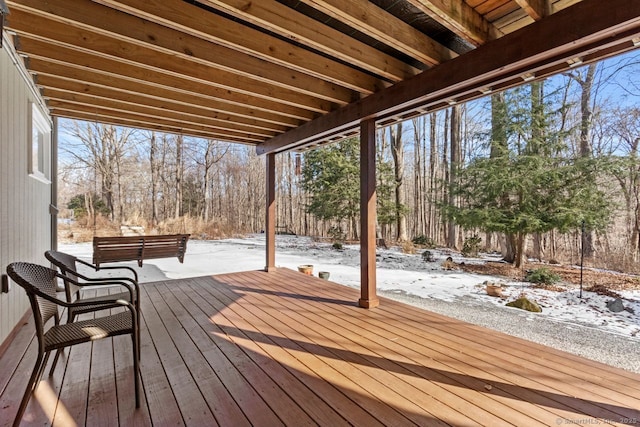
1, 268, 639, 426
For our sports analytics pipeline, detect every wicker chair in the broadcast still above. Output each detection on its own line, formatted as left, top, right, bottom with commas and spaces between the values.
44, 250, 140, 324
6, 262, 140, 426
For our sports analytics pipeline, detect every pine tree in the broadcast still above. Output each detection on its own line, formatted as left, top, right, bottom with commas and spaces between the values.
301, 137, 398, 240
444, 84, 611, 267
301, 138, 361, 239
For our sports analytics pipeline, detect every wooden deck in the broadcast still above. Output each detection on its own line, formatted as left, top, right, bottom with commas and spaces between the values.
1, 268, 640, 426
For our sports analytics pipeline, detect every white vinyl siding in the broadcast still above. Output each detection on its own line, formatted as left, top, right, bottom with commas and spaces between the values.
0, 38, 52, 346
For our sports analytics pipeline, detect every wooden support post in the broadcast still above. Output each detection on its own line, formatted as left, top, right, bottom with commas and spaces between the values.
359, 119, 379, 308
265, 152, 276, 272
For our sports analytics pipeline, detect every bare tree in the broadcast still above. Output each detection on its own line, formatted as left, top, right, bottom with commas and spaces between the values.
448, 105, 462, 249
61, 122, 136, 221
610, 107, 640, 261
174, 135, 184, 219
566, 64, 598, 257
390, 123, 408, 242
149, 132, 159, 226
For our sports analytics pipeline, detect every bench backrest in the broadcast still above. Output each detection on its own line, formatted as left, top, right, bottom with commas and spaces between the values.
93, 234, 190, 265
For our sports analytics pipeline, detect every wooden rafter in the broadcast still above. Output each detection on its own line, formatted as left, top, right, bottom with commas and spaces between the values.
515, 0, 549, 21
294, 0, 457, 66
195, 0, 419, 82
7, 3, 342, 112
43, 89, 277, 139
20, 44, 313, 124
257, 0, 640, 154
36, 75, 289, 134
2, 0, 635, 147
50, 100, 266, 143
27, 59, 302, 130
405, 0, 500, 45
92, 0, 385, 93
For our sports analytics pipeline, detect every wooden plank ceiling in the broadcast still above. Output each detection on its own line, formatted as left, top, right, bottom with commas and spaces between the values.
2, 0, 640, 153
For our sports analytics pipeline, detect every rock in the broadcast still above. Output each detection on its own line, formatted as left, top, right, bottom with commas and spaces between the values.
506, 297, 542, 313
606, 298, 625, 313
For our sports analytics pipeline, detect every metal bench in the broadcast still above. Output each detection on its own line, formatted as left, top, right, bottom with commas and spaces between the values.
93, 234, 190, 268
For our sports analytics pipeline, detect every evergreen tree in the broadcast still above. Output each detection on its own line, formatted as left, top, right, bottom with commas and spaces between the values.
445, 84, 612, 267
68, 193, 110, 219
301, 137, 398, 240
301, 138, 361, 238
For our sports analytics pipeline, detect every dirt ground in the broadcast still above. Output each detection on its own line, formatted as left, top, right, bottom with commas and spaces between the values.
459, 260, 640, 292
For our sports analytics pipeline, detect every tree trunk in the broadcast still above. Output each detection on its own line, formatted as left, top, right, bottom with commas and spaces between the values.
85, 191, 94, 222
442, 109, 450, 244
569, 64, 597, 257
412, 117, 423, 237
203, 141, 212, 222
529, 82, 544, 262
514, 232, 527, 268
149, 133, 158, 226
287, 153, 294, 231
115, 144, 124, 223
390, 122, 408, 242
533, 233, 544, 261
429, 113, 438, 241
502, 233, 516, 264
448, 105, 461, 249
491, 92, 512, 259
175, 135, 183, 219
485, 232, 492, 252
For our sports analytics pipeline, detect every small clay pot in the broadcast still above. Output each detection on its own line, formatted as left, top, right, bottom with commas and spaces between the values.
298, 264, 313, 275
486, 284, 503, 297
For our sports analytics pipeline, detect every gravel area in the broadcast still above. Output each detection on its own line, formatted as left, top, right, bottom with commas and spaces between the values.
381, 289, 640, 374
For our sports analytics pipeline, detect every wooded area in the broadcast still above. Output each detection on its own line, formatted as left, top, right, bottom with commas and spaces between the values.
58, 52, 640, 272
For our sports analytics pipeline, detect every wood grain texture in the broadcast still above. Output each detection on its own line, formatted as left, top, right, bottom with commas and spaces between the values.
4, 0, 624, 147
2, 270, 639, 425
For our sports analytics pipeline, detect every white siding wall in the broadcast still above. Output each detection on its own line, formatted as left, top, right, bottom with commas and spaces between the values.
0, 41, 53, 345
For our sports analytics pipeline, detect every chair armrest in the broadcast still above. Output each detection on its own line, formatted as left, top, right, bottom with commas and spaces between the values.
78, 258, 139, 282
32, 284, 133, 311
79, 275, 138, 286
57, 272, 137, 303
97, 265, 139, 283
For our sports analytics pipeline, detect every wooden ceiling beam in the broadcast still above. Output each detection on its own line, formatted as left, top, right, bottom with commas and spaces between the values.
405, 0, 500, 45
24, 57, 305, 130
515, 0, 548, 21
257, 0, 640, 154
42, 88, 277, 140
35, 75, 289, 135
295, 0, 456, 66
48, 99, 266, 142
53, 109, 256, 144
91, 0, 385, 94
14, 36, 316, 122
6, 3, 340, 112
194, 0, 419, 82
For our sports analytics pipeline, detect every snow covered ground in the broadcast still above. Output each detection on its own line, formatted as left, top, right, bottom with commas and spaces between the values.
60, 234, 640, 340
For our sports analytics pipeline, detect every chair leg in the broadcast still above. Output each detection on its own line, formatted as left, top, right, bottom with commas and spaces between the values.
34, 352, 51, 390
14, 352, 45, 427
132, 333, 140, 408
135, 299, 141, 361
49, 349, 63, 376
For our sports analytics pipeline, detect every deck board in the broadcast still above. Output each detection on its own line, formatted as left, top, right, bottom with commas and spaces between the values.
1, 268, 639, 426
218, 271, 542, 425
